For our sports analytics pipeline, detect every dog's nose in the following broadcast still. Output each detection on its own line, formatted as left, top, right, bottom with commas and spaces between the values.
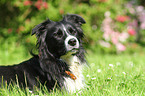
68, 38, 77, 46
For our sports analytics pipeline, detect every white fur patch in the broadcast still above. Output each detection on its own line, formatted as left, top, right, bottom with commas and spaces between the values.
61, 54, 85, 93
65, 36, 79, 51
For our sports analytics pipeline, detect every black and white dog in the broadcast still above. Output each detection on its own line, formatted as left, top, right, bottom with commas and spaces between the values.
0, 14, 86, 93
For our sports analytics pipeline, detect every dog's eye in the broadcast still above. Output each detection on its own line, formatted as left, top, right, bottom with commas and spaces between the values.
53, 29, 63, 38
68, 27, 76, 35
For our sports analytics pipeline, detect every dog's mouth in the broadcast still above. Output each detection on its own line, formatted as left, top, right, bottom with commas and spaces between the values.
60, 48, 79, 62
67, 48, 79, 55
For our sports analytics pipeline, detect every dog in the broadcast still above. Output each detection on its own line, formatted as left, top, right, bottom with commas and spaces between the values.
0, 14, 86, 93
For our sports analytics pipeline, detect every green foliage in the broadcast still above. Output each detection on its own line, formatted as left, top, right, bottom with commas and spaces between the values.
1, 0, 145, 54
0, 0, 131, 53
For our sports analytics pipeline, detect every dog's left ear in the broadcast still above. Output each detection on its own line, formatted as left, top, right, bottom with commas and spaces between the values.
63, 14, 86, 26
32, 19, 51, 36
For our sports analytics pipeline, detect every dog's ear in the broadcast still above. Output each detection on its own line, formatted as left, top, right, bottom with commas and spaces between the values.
63, 14, 86, 26
32, 19, 51, 36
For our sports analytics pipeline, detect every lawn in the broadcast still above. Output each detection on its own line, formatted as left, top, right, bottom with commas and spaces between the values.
0, 48, 145, 96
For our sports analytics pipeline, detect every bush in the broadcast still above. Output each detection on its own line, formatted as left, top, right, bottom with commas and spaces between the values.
0, 0, 145, 54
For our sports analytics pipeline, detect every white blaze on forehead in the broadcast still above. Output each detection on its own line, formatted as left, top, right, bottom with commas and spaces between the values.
61, 24, 69, 36
61, 23, 79, 51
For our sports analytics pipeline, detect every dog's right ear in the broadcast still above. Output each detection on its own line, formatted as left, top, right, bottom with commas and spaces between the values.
31, 19, 51, 36
63, 14, 86, 26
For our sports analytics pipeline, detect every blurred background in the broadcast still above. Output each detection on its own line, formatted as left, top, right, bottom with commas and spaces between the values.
0, 0, 145, 64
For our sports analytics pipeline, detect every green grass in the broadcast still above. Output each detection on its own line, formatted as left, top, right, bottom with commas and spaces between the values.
0, 47, 145, 95
85, 52, 145, 96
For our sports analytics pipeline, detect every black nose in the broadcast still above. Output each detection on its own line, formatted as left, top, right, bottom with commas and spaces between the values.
68, 38, 77, 46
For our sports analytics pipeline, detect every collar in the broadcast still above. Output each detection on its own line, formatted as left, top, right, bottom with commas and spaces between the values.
65, 71, 77, 80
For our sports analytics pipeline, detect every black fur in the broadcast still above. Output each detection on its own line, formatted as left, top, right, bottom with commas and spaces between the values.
0, 14, 86, 91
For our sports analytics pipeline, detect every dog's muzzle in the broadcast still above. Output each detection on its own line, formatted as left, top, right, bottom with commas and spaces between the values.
65, 36, 79, 52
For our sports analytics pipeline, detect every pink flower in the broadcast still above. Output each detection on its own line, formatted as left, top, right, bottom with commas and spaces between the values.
128, 20, 138, 28
112, 37, 118, 44
99, 40, 111, 48
34, 0, 48, 10
119, 32, 129, 42
35, 0, 42, 10
59, 9, 64, 15
128, 28, 136, 36
98, 0, 108, 2
116, 43, 126, 52
116, 15, 129, 22
42, 2, 48, 9
103, 32, 110, 41
111, 31, 120, 44
140, 22, 145, 29
23, 0, 32, 6
8, 28, 12, 33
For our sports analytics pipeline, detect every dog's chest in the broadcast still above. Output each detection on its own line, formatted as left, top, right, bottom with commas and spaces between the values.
61, 55, 85, 93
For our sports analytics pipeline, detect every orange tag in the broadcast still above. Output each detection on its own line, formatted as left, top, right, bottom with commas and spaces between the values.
65, 71, 77, 80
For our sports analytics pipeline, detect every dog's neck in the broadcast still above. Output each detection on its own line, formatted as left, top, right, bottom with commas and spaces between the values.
60, 52, 80, 65
60, 52, 74, 65
60, 52, 82, 80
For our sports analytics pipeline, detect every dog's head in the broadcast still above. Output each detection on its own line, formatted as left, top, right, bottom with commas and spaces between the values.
32, 14, 86, 58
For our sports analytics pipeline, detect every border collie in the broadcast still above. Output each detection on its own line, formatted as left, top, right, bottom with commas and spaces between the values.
0, 14, 86, 93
